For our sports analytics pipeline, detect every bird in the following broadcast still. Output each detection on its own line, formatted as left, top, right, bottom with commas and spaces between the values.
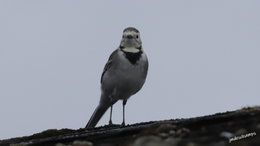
85, 27, 149, 128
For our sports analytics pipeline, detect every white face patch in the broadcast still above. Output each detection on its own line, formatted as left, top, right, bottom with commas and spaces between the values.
122, 47, 140, 53
120, 29, 142, 50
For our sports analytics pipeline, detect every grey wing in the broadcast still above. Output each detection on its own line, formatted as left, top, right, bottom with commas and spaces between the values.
144, 59, 149, 77
142, 54, 149, 79
100, 49, 118, 83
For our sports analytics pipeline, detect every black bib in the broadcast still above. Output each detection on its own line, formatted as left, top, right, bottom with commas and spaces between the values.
123, 50, 143, 65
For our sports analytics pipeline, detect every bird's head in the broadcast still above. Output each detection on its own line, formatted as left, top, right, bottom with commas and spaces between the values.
120, 27, 142, 53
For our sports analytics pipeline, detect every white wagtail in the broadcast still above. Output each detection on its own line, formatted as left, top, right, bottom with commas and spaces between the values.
85, 27, 148, 128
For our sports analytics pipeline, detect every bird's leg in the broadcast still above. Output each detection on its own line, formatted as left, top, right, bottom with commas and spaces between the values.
109, 105, 113, 125
121, 100, 127, 126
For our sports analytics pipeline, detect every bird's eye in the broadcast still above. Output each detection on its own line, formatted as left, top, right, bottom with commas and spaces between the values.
136, 35, 139, 38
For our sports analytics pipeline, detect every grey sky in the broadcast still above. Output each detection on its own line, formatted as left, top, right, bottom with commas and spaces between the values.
0, 0, 259, 139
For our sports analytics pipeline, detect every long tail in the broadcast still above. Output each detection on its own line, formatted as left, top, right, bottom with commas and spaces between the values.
85, 104, 110, 128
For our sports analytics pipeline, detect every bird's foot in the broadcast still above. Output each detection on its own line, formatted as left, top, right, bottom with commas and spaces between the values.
109, 120, 113, 125
121, 121, 125, 127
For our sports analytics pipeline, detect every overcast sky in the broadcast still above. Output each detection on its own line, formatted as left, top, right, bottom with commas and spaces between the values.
0, 0, 259, 139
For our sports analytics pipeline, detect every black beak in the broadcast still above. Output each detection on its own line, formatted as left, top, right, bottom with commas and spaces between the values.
126, 35, 133, 39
